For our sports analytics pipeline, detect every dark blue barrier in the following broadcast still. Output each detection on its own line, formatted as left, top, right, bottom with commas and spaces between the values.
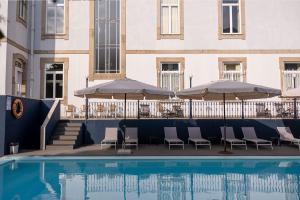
79, 119, 300, 145
0, 96, 54, 156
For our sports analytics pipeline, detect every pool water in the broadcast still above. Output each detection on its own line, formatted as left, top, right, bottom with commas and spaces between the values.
1, 157, 300, 200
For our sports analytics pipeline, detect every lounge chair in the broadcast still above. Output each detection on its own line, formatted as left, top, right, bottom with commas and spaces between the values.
277, 127, 300, 150
187, 127, 211, 150
123, 127, 138, 150
164, 127, 184, 150
100, 128, 118, 150
220, 127, 247, 150
241, 127, 273, 150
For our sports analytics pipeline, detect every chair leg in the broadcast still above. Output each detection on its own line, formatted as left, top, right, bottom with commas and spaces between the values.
256, 145, 258, 151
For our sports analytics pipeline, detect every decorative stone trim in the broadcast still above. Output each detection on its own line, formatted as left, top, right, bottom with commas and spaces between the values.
218, 57, 247, 82
126, 49, 300, 54
218, 0, 246, 40
279, 57, 300, 95
40, 57, 69, 105
156, 57, 185, 90
41, 0, 69, 40
157, 0, 184, 40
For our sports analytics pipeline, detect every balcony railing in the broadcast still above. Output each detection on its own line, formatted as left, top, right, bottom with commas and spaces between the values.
63, 100, 300, 119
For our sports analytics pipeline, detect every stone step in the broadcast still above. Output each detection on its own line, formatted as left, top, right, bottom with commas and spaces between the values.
57, 123, 82, 128
55, 131, 80, 136
52, 140, 76, 145
53, 135, 78, 140
46, 145, 74, 150
56, 126, 81, 131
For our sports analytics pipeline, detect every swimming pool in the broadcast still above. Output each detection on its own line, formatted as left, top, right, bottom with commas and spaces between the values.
1, 156, 300, 200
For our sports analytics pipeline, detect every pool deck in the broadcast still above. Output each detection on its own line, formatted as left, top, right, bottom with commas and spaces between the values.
12, 144, 300, 157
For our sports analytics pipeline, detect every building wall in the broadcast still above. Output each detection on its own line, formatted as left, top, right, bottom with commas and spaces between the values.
126, 0, 300, 50
1, 0, 300, 108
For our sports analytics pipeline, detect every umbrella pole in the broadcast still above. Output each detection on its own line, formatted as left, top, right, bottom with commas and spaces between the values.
123, 93, 127, 148
223, 93, 227, 152
294, 98, 297, 119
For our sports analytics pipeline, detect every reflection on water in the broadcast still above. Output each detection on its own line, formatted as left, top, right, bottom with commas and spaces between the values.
1, 159, 300, 200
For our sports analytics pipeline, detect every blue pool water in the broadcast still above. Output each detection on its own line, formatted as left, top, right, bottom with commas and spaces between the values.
1, 157, 300, 200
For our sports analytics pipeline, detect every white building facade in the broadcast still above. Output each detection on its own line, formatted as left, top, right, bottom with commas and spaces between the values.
1, 0, 300, 108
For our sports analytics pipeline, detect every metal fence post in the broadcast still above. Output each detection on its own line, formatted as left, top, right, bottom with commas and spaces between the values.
189, 99, 193, 119
241, 100, 244, 119
294, 98, 297, 119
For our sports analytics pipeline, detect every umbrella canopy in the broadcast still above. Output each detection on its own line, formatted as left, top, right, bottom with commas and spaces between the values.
74, 77, 174, 100
177, 80, 281, 153
282, 87, 300, 98
176, 80, 281, 100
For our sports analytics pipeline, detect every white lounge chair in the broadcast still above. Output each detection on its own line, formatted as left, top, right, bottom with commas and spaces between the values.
220, 127, 247, 150
277, 127, 300, 150
164, 127, 184, 150
123, 127, 138, 150
100, 128, 118, 150
241, 127, 273, 150
187, 127, 211, 150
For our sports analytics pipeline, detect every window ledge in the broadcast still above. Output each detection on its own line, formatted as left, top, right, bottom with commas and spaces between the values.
219, 33, 245, 40
158, 34, 184, 40
89, 72, 126, 81
41, 34, 69, 40
16, 16, 27, 28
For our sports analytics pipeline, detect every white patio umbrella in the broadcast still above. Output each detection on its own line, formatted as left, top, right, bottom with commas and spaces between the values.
74, 77, 174, 145
176, 80, 281, 153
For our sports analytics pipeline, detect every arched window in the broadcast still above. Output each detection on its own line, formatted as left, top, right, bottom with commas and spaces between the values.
12, 54, 27, 97
14, 59, 26, 97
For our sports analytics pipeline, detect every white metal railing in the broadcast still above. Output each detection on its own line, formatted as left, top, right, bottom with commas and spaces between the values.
223, 71, 242, 82
40, 100, 60, 150
283, 71, 300, 90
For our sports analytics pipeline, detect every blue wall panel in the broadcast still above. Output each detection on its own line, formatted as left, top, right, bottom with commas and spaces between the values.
81, 119, 300, 145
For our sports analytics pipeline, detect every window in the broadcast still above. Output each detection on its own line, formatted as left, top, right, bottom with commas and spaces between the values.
157, 0, 184, 40
218, 0, 245, 39
222, 0, 240, 34
157, 58, 185, 92
44, 63, 64, 99
219, 58, 247, 82
94, 0, 120, 74
161, 63, 181, 92
46, 0, 65, 34
14, 59, 25, 96
222, 63, 243, 81
17, 0, 28, 24
283, 63, 300, 90
161, 0, 179, 34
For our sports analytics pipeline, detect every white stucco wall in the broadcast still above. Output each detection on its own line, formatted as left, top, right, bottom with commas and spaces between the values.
34, 0, 89, 51
0, 43, 7, 95
126, 0, 300, 50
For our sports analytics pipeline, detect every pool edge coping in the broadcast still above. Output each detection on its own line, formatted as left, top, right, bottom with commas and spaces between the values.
1, 155, 300, 163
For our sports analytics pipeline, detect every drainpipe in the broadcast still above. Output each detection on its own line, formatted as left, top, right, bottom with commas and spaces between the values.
28, 0, 35, 98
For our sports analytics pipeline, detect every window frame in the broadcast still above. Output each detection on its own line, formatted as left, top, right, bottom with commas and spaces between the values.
156, 57, 185, 91
94, 0, 121, 74
157, 0, 184, 40
41, 0, 69, 40
279, 58, 300, 94
218, 0, 245, 40
218, 57, 247, 82
40, 58, 69, 105
89, 0, 126, 80
44, 63, 65, 100
16, 0, 28, 27
160, 62, 181, 92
